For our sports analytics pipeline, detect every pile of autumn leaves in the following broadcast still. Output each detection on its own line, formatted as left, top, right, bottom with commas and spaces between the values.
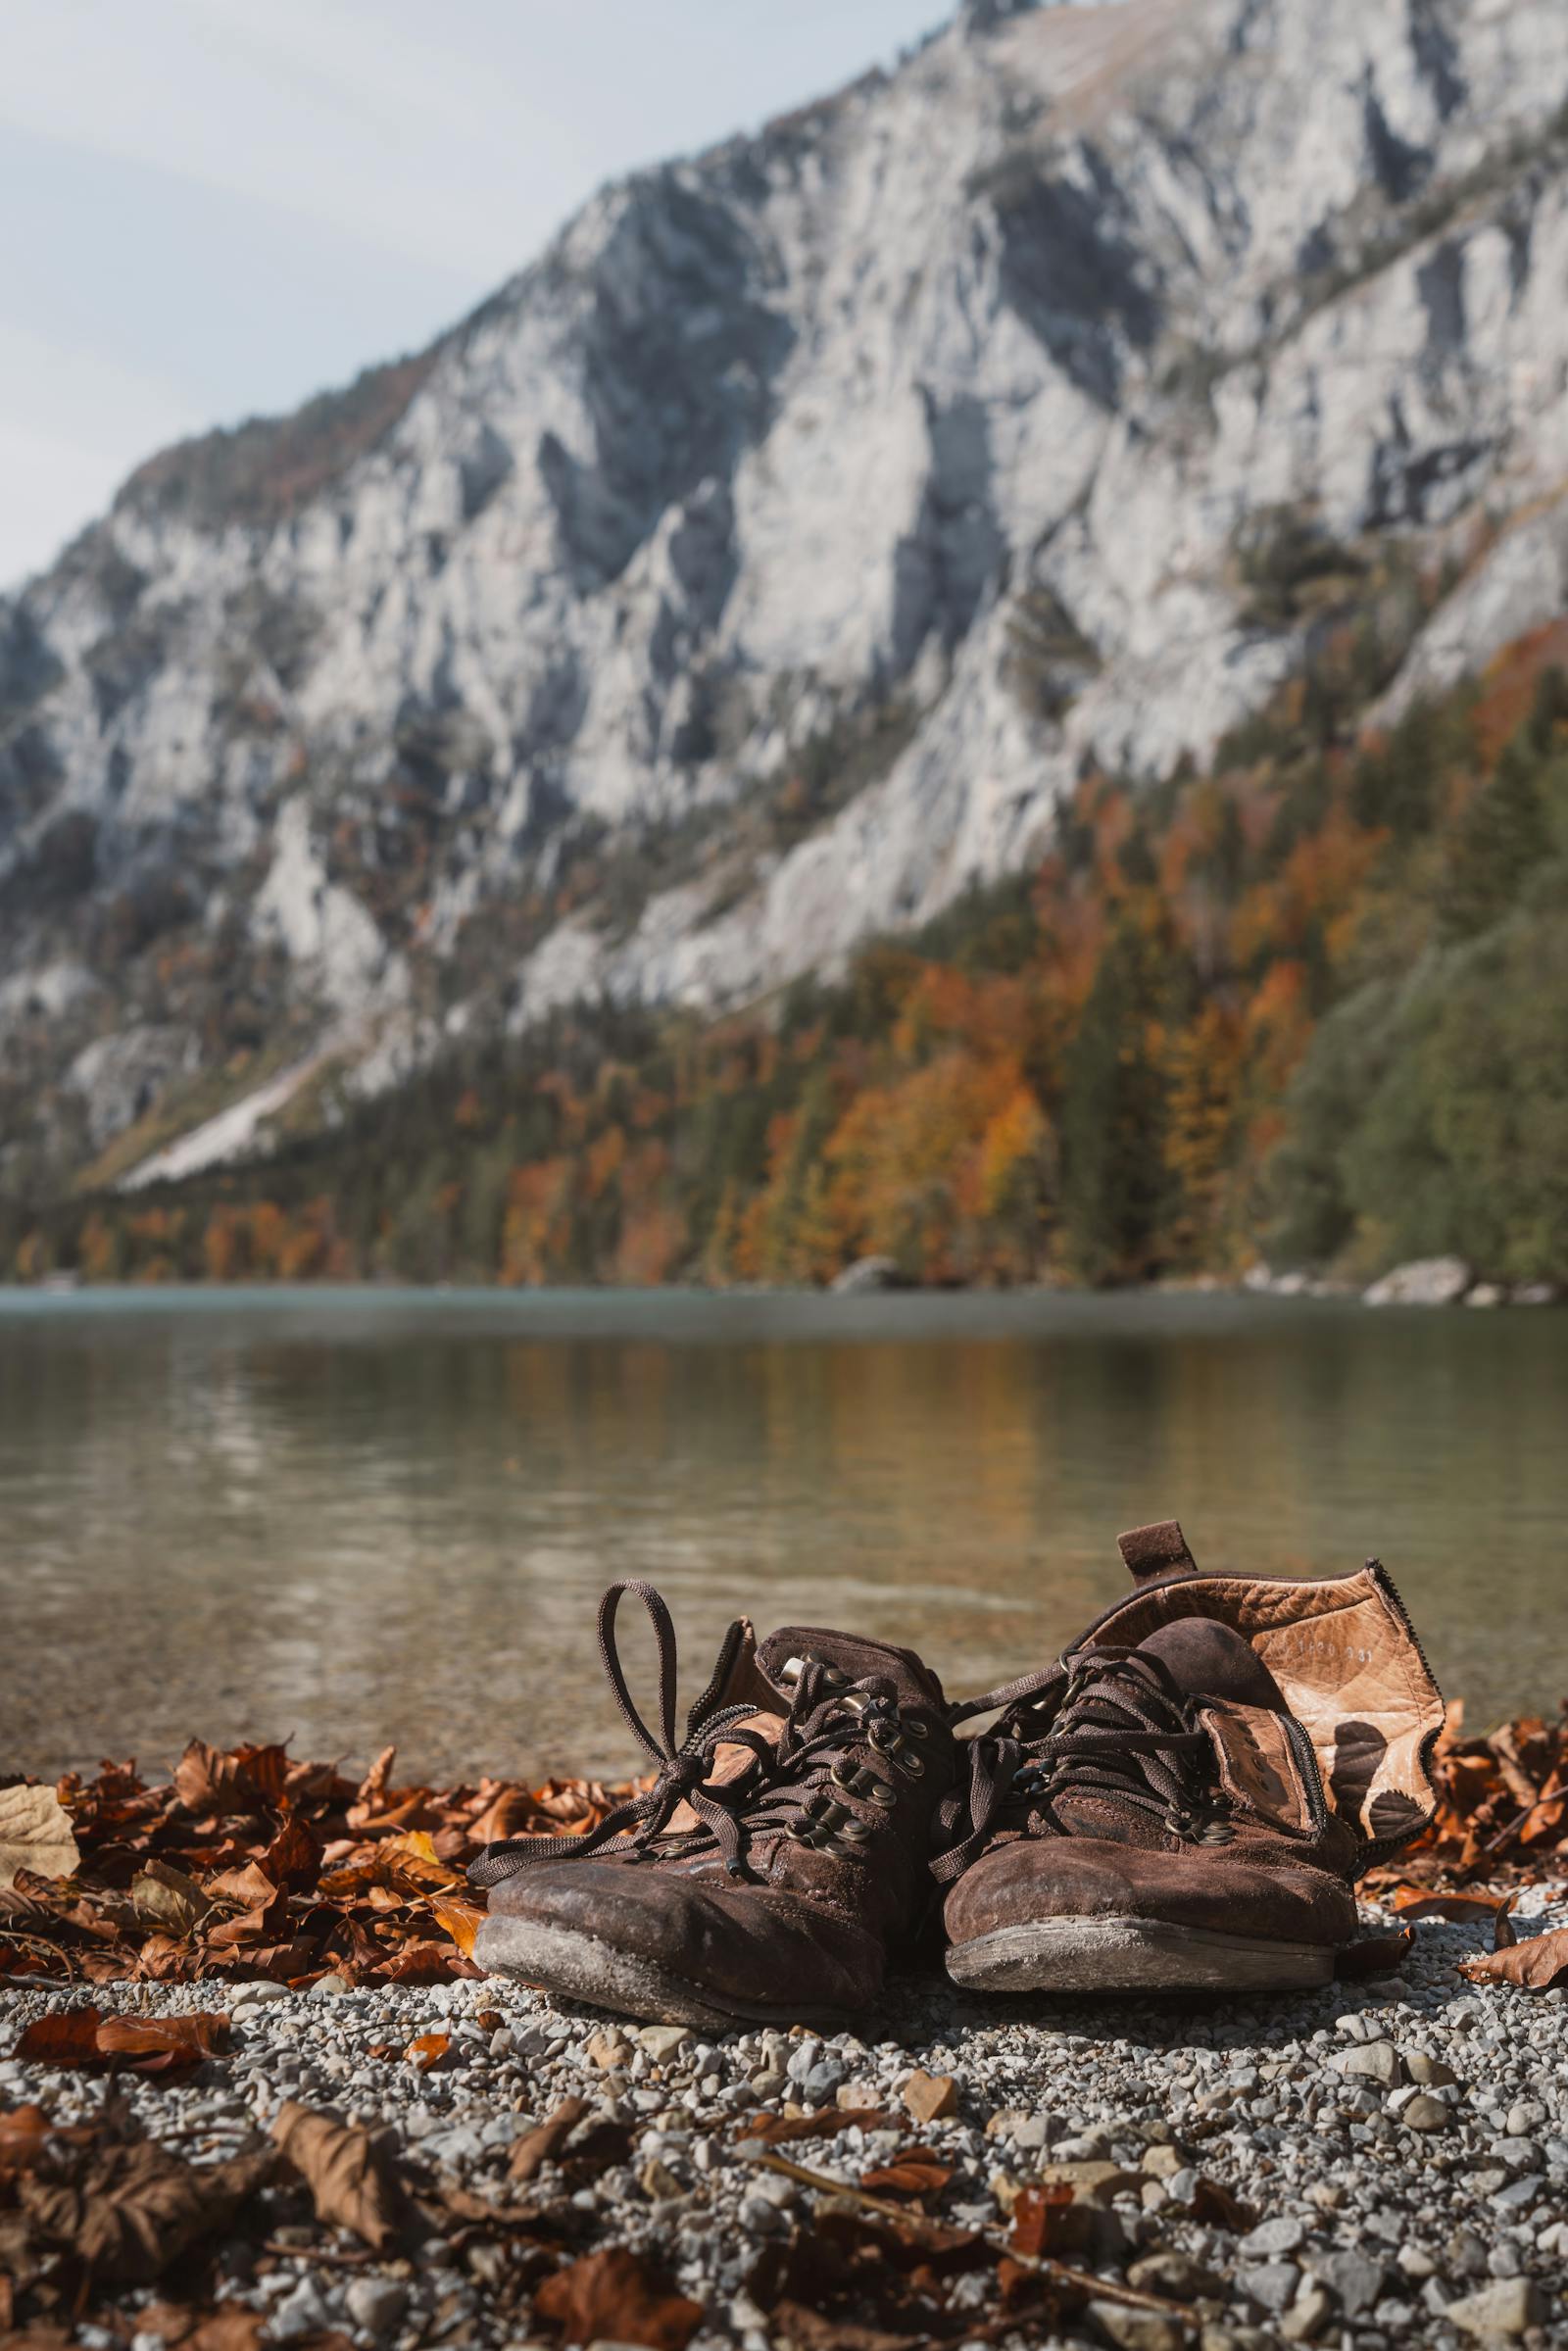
1363, 1697, 1568, 1992
3, 1698, 1563, 1996
0, 1700, 1563, 2350
0, 1738, 622, 1990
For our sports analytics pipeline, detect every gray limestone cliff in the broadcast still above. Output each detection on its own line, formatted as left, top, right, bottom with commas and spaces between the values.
4, 0, 1568, 1187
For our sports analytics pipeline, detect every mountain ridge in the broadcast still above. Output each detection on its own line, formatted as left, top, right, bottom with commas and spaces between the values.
4, 0, 1568, 1204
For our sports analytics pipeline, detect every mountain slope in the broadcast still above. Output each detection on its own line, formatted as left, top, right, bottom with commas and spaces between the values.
4, 0, 1568, 1198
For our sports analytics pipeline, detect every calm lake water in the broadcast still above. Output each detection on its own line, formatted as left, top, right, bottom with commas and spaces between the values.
1, 1288, 1563, 1787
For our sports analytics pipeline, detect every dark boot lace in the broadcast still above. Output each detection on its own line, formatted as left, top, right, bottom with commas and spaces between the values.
931, 1648, 1219, 1886
468, 1580, 927, 1890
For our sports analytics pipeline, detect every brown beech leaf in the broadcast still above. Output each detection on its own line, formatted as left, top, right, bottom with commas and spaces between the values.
735, 2107, 899, 2148
858, 2148, 953, 2201
1494, 1896, 1519, 1949
260, 1812, 321, 1892
0, 2104, 55, 2173
1334, 1926, 1413, 1978
231, 1743, 289, 1805
131, 1860, 216, 1937
406, 2033, 450, 2073
533, 2245, 704, 2351
18, 2139, 273, 2283
508, 2095, 590, 2184
1458, 1926, 1568, 1992
270, 2099, 408, 2251
172, 1740, 246, 1817
13, 2007, 105, 2066
95, 2012, 228, 2079
1390, 1888, 1512, 1925
0, 1786, 79, 1891
429, 1893, 485, 1958
376, 1937, 469, 1984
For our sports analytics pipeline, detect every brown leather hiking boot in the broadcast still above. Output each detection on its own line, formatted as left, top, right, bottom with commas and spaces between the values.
469, 1582, 956, 2030
936, 1522, 1444, 1996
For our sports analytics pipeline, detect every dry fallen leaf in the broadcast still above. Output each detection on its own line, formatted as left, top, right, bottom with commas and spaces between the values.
0, 1787, 79, 1892
1389, 1889, 1512, 1925
406, 2033, 450, 2073
270, 2098, 408, 2251
429, 1893, 485, 1958
0, 2106, 55, 2174
12, 2008, 226, 2082
131, 1861, 216, 1938
1334, 1926, 1413, 1978
13, 2009, 105, 2067
172, 1739, 246, 1817
858, 2148, 953, 2201
1458, 1926, 1568, 1992
533, 2245, 704, 2351
94, 2013, 228, 2079
508, 2095, 590, 2185
17, 2138, 272, 2283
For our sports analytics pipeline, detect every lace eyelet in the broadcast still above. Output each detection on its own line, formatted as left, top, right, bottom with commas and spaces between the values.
903, 1716, 930, 1740
869, 1783, 897, 1809
897, 1749, 925, 1779
839, 1820, 873, 1842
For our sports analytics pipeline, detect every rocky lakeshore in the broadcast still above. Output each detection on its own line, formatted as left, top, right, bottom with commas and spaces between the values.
3, 1890, 1568, 2351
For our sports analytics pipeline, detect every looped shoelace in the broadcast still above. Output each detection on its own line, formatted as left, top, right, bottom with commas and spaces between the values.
930, 1648, 1212, 1886
468, 1580, 906, 1889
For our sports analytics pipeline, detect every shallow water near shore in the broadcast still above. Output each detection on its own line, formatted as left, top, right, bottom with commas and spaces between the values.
1, 1285, 1563, 1785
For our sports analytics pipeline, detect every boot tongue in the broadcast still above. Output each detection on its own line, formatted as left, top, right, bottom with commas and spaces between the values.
1132, 1617, 1288, 1712
756, 1626, 945, 1713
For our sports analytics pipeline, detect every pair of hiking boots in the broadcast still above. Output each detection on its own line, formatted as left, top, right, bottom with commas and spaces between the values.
467, 1523, 1446, 2029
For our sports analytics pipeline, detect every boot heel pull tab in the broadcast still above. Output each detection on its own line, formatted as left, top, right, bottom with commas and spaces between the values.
1117, 1520, 1198, 1581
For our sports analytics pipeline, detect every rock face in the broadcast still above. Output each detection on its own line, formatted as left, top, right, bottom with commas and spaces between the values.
5, 0, 1568, 1187
1363, 1257, 1473, 1307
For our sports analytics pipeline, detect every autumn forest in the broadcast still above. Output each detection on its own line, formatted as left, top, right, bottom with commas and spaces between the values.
7, 623, 1568, 1295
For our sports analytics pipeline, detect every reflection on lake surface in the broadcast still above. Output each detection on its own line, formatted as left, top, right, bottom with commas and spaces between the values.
0, 1287, 1562, 1784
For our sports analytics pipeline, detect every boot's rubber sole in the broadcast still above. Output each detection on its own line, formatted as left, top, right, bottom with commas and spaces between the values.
946, 1915, 1338, 1994
473, 1914, 859, 2033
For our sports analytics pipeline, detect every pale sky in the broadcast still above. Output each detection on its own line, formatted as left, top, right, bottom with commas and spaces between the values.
2, 0, 951, 589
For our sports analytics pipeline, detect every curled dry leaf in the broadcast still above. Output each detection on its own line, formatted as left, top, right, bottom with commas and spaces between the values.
429, 1893, 485, 1958
533, 2245, 704, 2351
94, 2013, 228, 2078
0, 1786, 80, 1892
0, 2106, 55, 2174
16, 2138, 273, 2284
172, 1739, 245, 1817
1389, 1888, 1513, 1924
405, 2033, 450, 2073
1334, 1926, 1413, 1979
270, 2098, 408, 2252
858, 2148, 953, 2202
13, 2008, 105, 2067
508, 2095, 590, 2185
1457, 1926, 1568, 1992
12, 2008, 227, 2081
130, 1861, 216, 1938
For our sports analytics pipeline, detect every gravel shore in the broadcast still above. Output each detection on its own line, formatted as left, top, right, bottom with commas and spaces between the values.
5, 1889, 1566, 2350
